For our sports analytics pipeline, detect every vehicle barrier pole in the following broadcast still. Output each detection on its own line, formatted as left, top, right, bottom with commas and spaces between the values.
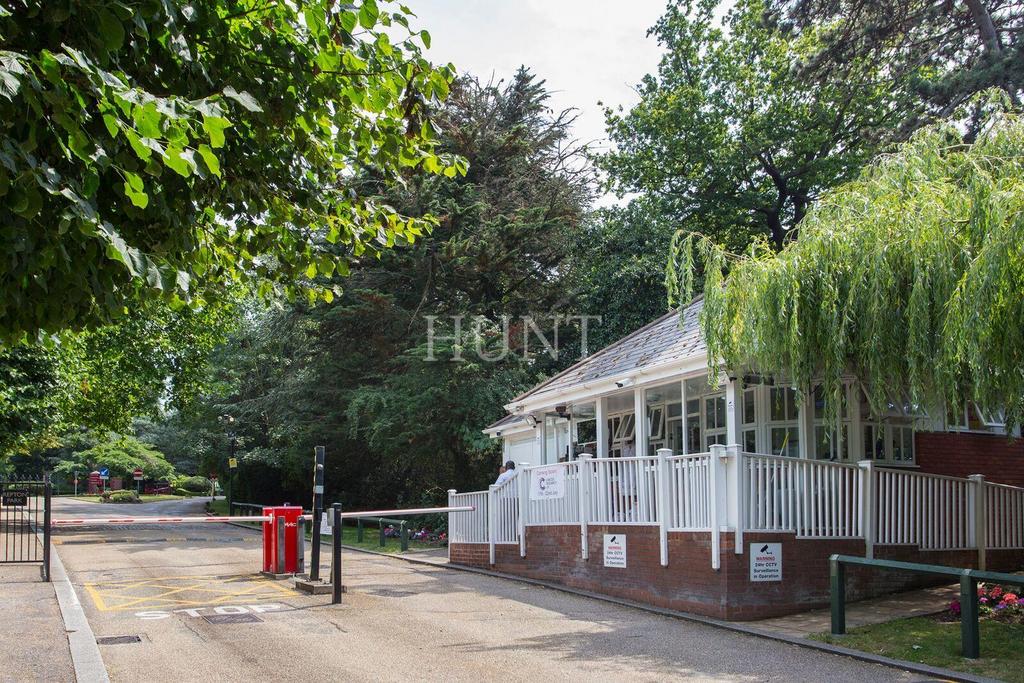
400, 521, 409, 552
331, 503, 342, 605
309, 446, 325, 581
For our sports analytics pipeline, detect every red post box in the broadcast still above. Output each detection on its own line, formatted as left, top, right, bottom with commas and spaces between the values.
262, 506, 303, 575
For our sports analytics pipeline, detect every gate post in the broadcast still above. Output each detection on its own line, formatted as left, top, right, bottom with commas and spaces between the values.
487, 484, 497, 566
708, 444, 725, 570
969, 474, 987, 571
656, 448, 671, 566
42, 475, 52, 582
960, 572, 980, 658
309, 446, 325, 581
331, 503, 343, 605
578, 455, 591, 560
517, 470, 528, 558
858, 460, 875, 559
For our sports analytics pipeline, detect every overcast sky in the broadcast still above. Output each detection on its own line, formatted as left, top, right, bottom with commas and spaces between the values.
410, 0, 668, 156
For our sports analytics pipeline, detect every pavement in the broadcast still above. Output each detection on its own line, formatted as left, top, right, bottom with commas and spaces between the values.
30, 498, 934, 682
753, 584, 959, 639
0, 564, 75, 683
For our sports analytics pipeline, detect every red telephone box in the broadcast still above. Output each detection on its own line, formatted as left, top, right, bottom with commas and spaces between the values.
262, 506, 304, 574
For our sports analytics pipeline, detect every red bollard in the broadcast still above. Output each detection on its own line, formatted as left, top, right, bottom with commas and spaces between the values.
262, 506, 304, 575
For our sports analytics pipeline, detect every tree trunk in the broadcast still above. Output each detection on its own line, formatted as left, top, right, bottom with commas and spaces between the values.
963, 0, 1001, 53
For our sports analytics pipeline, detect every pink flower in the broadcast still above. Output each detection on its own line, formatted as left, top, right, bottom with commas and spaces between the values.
1004, 593, 1018, 605
980, 597, 989, 604
991, 586, 1004, 599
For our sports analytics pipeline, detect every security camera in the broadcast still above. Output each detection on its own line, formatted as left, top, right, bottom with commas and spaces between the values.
616, 380, 625, 388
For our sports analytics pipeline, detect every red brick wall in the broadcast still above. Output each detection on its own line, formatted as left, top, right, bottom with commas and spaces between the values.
450, 526, 1024, 621
916, 430, 1024, 487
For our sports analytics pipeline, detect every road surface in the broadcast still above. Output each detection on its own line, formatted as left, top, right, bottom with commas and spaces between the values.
50, 497, 922, 682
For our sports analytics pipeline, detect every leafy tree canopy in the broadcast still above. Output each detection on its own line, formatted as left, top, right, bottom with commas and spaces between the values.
601, 0, 917, 252
52, 433, 176, 481
766, 0, 1023, 131
0, 298, 236, 457
143, 70, 595, 505
0, 0, 464, 342
669, 100, 1024, 431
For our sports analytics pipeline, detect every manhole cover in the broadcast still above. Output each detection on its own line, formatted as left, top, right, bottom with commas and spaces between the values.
97, 635, 142, 645
202, 613, 263, 624
368, 588, 416, 598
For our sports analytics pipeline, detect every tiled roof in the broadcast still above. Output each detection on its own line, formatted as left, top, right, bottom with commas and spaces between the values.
483, 413, 526, 432
511, 298, 705, 405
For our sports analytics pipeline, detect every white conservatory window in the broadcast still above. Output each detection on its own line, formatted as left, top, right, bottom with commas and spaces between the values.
813, 383, 851, 461
741, 386, 758, 453
859, 385, 922, 464
768, 386, 800, 457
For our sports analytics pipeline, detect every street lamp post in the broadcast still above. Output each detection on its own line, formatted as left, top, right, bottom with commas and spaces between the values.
219, 415, 237, 514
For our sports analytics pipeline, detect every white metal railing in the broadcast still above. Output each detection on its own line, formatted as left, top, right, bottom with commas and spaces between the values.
525, 461, 581, 525
874, 469, 972, 550
743, 453, 861, 538
492, 475, 520, 544
666, 453, 712, 530
448, 490, 488, 543
587, 456, 660, 525
986, 481, 1024, 549
448, 448, 1024, 569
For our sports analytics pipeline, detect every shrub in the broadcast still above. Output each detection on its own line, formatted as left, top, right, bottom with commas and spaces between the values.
107, 490, 139, 504
172, 488, 193, 497
172, 476, 210, 494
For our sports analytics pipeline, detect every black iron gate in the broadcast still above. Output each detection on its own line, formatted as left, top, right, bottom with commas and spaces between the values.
0, 476, 51, 581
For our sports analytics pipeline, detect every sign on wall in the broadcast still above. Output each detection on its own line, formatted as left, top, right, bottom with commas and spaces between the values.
603, 534, 627, 568
749, 542, 782, 582
529, 465, 566, 500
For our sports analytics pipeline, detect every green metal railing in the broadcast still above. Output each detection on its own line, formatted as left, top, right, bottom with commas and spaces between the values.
829, 554, 1024, 658
354, 517, 409, 551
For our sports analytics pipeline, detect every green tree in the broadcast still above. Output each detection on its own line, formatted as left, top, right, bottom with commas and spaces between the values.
767, 0, 1023, 129
0, 0, 463, 342
159, 69, 594, 506
671, 102, 1024, 430
601, 0, 916, 251
53, 434, 176, 482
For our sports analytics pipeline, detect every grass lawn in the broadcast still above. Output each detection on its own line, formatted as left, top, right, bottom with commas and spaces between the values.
205, 499, 444, 555
70, 494, 182, 503
812, 616, 1024, 682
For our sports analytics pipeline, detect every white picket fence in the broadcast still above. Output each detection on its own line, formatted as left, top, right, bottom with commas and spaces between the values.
667, 454, 713, 531
448, 490, 488, 544
743, 454, 862, 538
448, 446, 1024, 569
874, 469, 973, 550
987, 481, 1024, 549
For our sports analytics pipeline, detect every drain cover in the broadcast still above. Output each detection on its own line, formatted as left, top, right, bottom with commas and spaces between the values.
202, 613, 263, 624
369, 588, 416, 598
97, 635, 141, 645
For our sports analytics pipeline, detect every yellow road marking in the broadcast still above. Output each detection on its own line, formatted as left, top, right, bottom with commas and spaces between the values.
84, 575, 294, 612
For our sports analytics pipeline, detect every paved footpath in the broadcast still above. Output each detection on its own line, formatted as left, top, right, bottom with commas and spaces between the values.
48, 498, 926, 682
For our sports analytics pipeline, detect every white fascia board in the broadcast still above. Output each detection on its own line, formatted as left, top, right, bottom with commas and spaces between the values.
505, 353, 714, 415
481, 422, 535, 439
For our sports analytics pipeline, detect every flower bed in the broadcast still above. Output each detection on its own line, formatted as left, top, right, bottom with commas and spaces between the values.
948, 583, 1023, 625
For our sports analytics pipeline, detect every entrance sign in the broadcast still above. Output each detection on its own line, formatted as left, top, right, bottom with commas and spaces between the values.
603, 534, 627, 568
2, 489, 28, 506
749, 542, 782, 582
99, 467, 110, 480
529, 465, 566, 500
